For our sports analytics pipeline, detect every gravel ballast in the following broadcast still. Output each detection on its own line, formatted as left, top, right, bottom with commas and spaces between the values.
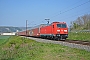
26, 37, 90, 51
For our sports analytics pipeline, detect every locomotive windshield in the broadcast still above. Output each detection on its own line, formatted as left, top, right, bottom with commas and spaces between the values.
57, 24, 67, 28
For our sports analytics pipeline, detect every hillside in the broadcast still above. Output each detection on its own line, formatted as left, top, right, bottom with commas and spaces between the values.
0, 26, 31, 33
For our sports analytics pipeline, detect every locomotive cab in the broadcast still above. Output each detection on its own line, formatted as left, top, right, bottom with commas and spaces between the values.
52, 22, 68, 40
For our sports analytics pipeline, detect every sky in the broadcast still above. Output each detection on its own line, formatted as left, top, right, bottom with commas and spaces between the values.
0, 0, 90, 27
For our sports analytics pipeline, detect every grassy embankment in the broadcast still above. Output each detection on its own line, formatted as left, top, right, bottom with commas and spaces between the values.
0, 36, 90, 60
68, 32, 90, 41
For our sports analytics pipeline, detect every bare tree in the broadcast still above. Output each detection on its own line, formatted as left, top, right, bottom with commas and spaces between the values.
70, 14, 90, 31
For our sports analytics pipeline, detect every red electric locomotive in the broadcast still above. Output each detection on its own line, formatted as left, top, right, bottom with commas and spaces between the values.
40, 22, 68, 40
18, 22, 68, 40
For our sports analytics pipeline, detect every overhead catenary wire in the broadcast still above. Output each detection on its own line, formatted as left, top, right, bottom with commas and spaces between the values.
50, 0, 82, 18
31, 0, 90, 24
41, 0, 83, 23
50, 0, 90, 19
59, 7, 90, 21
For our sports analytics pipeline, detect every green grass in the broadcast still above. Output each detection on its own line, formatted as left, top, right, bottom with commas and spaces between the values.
0, 35, 10, 45
0, 36, 90, 60
0, 35, 10, 39
67, 32, 90, 41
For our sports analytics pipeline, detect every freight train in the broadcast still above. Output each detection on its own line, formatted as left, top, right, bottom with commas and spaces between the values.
18, 22, 68, 40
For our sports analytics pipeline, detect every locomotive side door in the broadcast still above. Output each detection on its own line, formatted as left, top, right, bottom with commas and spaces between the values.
52, 24, 55, 35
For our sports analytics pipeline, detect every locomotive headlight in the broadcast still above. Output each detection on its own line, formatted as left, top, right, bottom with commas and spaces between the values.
64, 30, 67, 32
57, 30, 60, 32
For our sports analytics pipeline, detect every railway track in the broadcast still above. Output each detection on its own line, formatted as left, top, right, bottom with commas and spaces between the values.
39, 38, 90, 46
22, 36, 90, 51
64, 40, 90, 46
